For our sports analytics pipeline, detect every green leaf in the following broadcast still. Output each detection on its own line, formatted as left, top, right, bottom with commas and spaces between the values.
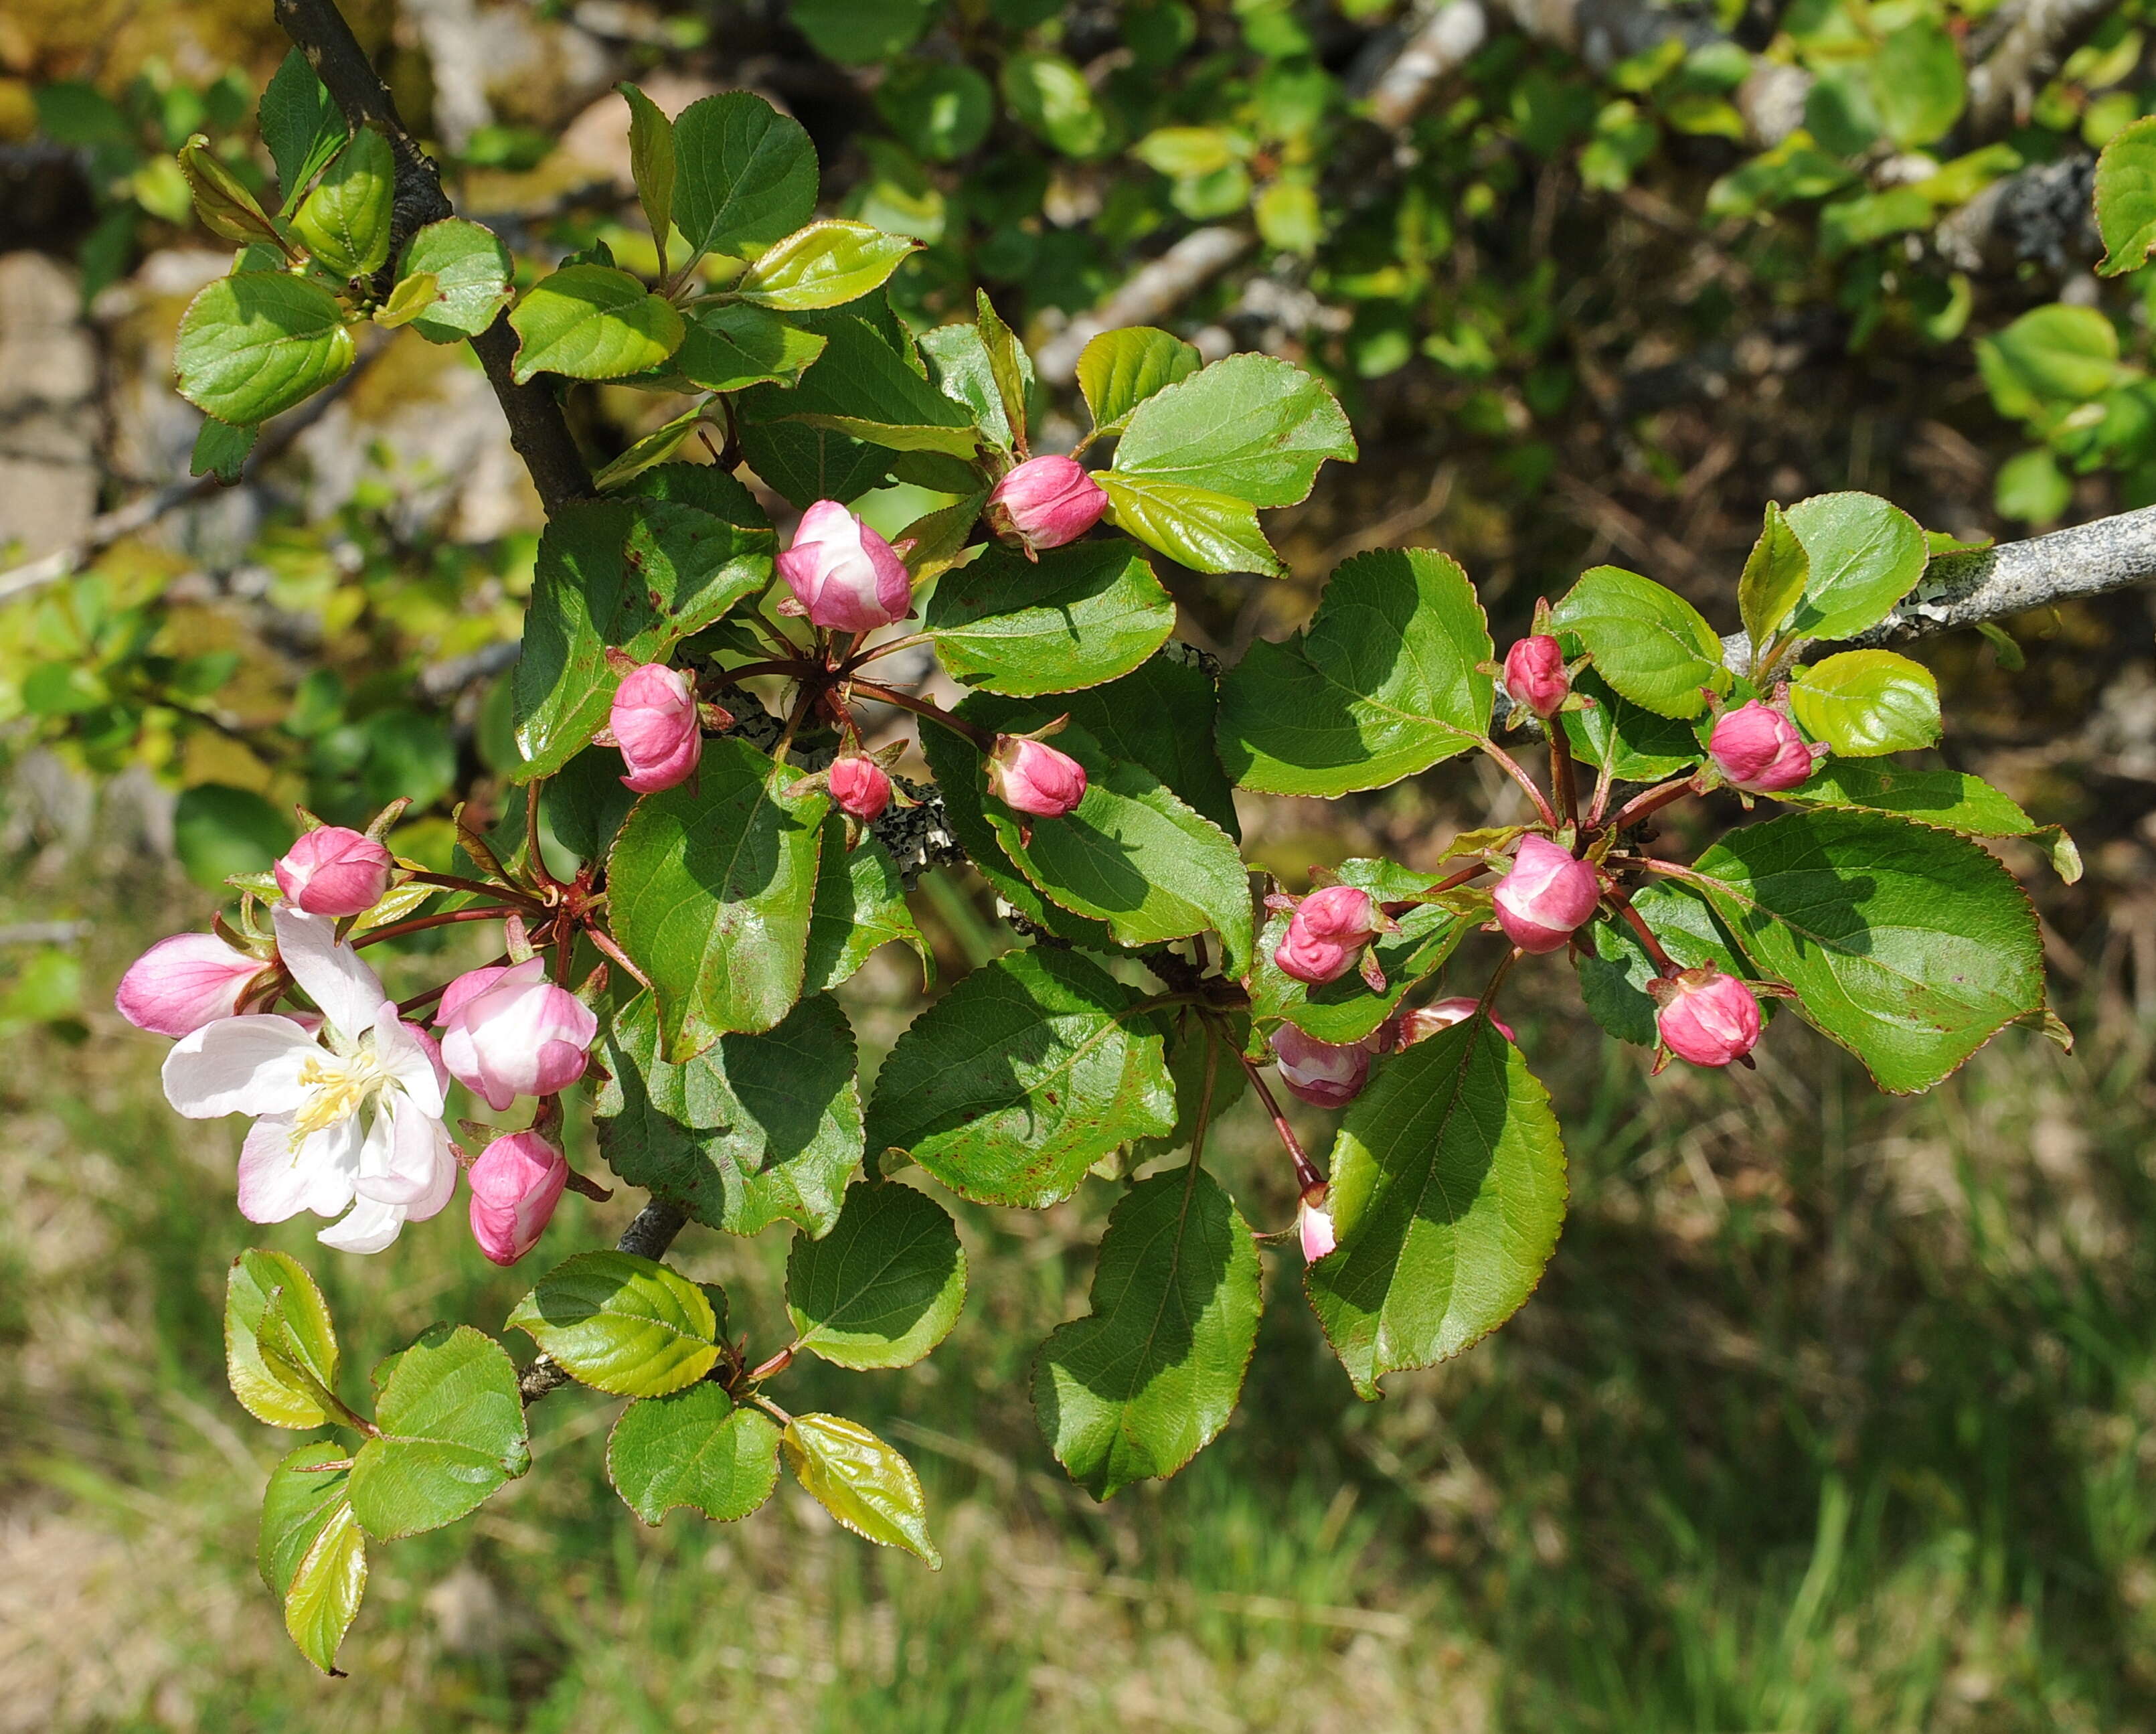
673, 92, 819, 261
513, 498, 771, 776
1078, 327, 1201, 432
1573, 913, 1661, 1046
174, 272, 355, 423
511, 264, 686, 384
608, 741, 830, 1054
1738, 501, 1808, 661
620, 82, 676, 269
2096, 114, 2156, 276
806, 821, 930, 994
1110, 353, 1355, 508
178, 133, 278, 244
733, 219, 918, 309
1249, 860, 1471, 1044
373, 270, 437, 329
1789, 649, 1940, 756
919, 318, 1025, 453
607, 1385, 782, 1524
736, 418, 894, 509
592, 408, 709, 491
673, 302, 826, 391
1977, 305, 2121, 424
347, 1326, 530, 1541
1050, 652, 1242, 837
1783, 492, 1930, 642
174, 783, 291, 889
260, 50, 345, 214
258, 1443, 366, 1676
1098, 471, 1280, 576
926, 540, 1175, 696
786, 1180, 967, 1369
974, 292, 1033, 453
595, 989, 865, 1236
1002, 51, 1109, 157
1781, 759, 2080, 880
1995, 447, 2072, 524
292, 127, 394, 278
1554, 667, 1702, 781
1122, 1008, 1249, 1169
506, 1250, 720, 1396
1551, 565, 1727, 720
741, 312, 979, 457
1218, 548, 1493, 795
789, 0, 936, 63
191, 416, 254, 483
1680, 808, 2047, 1093
866, 947, 1176, 1207
226, 1249, 342, 1430
398, 217, 514, 341
782, 1414, 940, 1566
1032, 1165, 1260, 1498
1306, 1018, 1568, 1399
878, 60, 994, 159
1871, 21, 1964, 147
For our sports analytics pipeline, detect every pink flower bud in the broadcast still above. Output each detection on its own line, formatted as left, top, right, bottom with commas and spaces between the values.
1269, 1022, 1372, 1108
1299, 1196, 1337, 1263
467, 1131, 568, 1266
1503, 634, 1570, 719
986, 735, 1087, 818
273, 825, 393, 918
986, 455, 1108, 552
1493, 835, 1599, 955
1708, 700, 1823, 795
776, 499, 913, 633
1653, 967, 1762, 1068
1274, 884, 1382, 986
114, 931, 266, 1036
435, 957, 599, 1111
829, 755, 892, 821
612, 662, 702, 794
1394, 994, 1517, 1046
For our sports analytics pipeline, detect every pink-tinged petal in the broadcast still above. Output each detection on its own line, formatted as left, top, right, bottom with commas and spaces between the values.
115, 931, 265, 1036
372, 1005, 446, 1119
236, 1116, 317, 1223
1299, 1200, 1337, 1263
317, 1194, 405, 1255
435, 963, 511, 1029
401, 1121, 459, 1223
272, 907, 388, 1038
162, 1016, 317, 1119
353, 1101, 428, 1206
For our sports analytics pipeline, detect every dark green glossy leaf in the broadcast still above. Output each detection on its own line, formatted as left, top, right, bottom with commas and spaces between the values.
1554, 666, 1702, 780
673, 91, 819, 260
673, 302, 826, 391
259, 50, 345, 214
786, 1180, 967, 1368
805, 821, 930, 993
927, 540, 1175, 697
741, 313, 978, 457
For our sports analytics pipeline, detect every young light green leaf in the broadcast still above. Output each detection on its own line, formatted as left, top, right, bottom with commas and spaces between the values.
620, 82, 676, 272
596, 989, 865, 1237
372, 269, 437, 329
732, 219, 919, 309
1871, 20, 1963, 148
177, 133, 278, 244
1681, 807, 2046, 1093
259, 50, 346, 214
1789, 649, 1940, 755
347, 1325, 530, 1541
175, 272, 355, 423
975, 291, 1031, 453
1218, 548, 1493, 795
1078, 326, 1201, 432
258, 1443, 366, 1676
786, 1180, 967, 1370
398, 217, 513, 341
1033, 1165, 1260, 1499
592, 407, 709, 491
1002, 51, 1109, 156
805, 822, 930, 994
1097, 471, 1280, 575
1550, 565, 1728, 719
673, 91, 819, 260
925, 540, 1175, 696
608, 742, 831, 1055
505, 1250, 720, 1397
782, 1414, 941, 1567
607, 1385, 782, 1524
1306, 1018, 1568, 1399
1111, 352, 1355, 507
2096, 114, 2156, 277
1977, 304, 2121, 423
226, 1249, 342, 1430
673, 302, 826, 391
292, 127, 394, 278
1783, 492, 1930, 641
191, 416, 256, 484
1248, 860, 1471, 1044
1738, 500, 1808, 661
510, 263, 685, 383
866, 947, 1176, 1208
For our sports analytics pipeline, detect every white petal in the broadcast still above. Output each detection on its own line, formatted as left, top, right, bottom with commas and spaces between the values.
373, 1006, 446, 1119
402, 1116, 459, 1223
163, 1016, 315, 1119
274, 907, 388, 1039
317, 1194, 406, 1255
301, 1119, 365, 1216
235, 1117, 315, 1223
355, 1097, 444, 1205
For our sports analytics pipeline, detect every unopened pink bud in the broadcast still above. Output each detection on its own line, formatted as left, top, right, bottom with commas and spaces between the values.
612, 662, 701, 794
776, 500, 913, 633
1653, 967, 1762, 1067
829, 755, 892, 821
1274, 884, 1381, 986
1298, 1196, 1337, 1263
1395, 994, 1517, 1046
115, 931, 266, 1036
1269, 1022, 1372, 1108
1493, 835, 1598, 955
1503, 635, 1570, 719
987, 735, 1087, 818
467, 1131, 568, 1265
1708, 701, 1822, 795
436, 957, 598, 1111
274, 825, 393, 917
986, 455, 1108, 552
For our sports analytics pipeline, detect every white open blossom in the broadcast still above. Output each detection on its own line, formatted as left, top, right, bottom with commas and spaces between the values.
161, 907, 457, 1253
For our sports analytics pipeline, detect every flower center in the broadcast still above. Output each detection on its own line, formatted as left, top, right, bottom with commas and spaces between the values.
288, 1045, 387, 1148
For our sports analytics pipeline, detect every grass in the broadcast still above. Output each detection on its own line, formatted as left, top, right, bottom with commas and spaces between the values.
4, 859, 2156, 1732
